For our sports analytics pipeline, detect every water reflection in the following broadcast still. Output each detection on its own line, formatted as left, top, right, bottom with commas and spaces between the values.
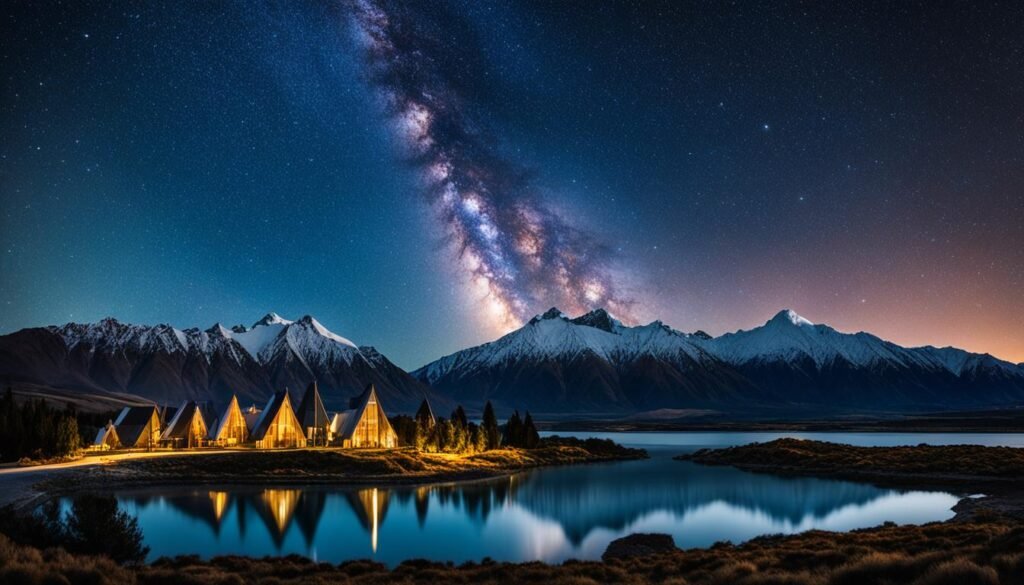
114, 453, 960, 565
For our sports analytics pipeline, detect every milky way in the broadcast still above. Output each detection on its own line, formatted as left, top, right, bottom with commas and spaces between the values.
348, 0, 634, 331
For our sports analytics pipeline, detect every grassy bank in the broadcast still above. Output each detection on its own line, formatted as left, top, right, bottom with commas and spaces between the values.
2, 520, 1022, 584
39, 437, 646, 497
678, 438, 1024, 484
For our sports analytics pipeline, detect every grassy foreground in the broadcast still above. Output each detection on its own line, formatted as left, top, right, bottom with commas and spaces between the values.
2, 520, 1022, 584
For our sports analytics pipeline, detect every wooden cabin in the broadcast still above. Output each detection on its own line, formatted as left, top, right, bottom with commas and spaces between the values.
331, 384, 398, 449
113, 405, 162, 449
92, 420, 120, 450
249, 390, 304, 449
209, 395, 249, 445
161, 401, 209, 448
296, 381, 331, 446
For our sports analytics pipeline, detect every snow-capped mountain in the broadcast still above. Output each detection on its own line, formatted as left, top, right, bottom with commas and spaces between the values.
0, 313, 441, 412
415, 308, 1024, 414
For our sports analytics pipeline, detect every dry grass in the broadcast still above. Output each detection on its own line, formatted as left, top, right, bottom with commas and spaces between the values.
2, 520, 1022, 584
42, 441, 646, 495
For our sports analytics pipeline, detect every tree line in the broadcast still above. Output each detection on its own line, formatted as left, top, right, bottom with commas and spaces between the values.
0, 387, 81, 462
390, 400, 540, 453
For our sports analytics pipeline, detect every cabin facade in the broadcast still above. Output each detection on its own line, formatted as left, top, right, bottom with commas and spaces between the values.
296, 381, 331, 446
92, 420, 120, 450
331, 384, 398, 448
161, 401, 209, 448
249, 390, 305, 449
209, 395, 249, 445
114, 405, 162, 449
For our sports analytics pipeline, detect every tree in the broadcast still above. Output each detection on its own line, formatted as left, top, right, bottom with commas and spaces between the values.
469, 423, 487, 453
482, 401, 501, 450
504, 410, 524, 448
64, 494, 149, 564
522, 411, 540, 449
451, 406, 468, 429
54, 415, 81, 457
439, 419, 456, 452
415, 399, 435, 428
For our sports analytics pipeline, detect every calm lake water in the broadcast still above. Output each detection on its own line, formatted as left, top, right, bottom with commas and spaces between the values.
108, 431, 1024, 565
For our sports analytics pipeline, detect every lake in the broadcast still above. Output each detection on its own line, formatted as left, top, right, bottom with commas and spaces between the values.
108, 431, 1024, 565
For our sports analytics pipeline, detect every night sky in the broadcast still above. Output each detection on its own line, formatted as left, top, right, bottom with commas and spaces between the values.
2, 1, 1022, 368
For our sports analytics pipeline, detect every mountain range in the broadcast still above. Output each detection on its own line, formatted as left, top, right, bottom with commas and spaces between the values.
1, 308, 1022, 417
0, 313, 442, 413
414, 308, 1024, 415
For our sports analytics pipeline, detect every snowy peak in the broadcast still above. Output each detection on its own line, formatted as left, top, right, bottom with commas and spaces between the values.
293, 315, 357, 348
253, 312, 293, 328
531, 307, 568, 323
767, 309, 814, 328
570, 308, 623, 333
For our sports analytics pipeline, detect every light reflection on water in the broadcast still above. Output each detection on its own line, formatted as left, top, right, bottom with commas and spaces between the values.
107, 431, 1022, 565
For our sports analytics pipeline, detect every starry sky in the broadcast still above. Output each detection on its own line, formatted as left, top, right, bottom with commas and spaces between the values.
2, 1, 1023, 369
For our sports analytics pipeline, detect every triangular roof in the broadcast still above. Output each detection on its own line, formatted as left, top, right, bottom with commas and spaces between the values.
249, 390, 299, 441
113, 405, 160, 446
296, 381, 329, 430
161, 400, 208, 441
93, 420, 120, 447
210, 395, 245, 440
335, 384, 394, 441
415, 398, 435, 426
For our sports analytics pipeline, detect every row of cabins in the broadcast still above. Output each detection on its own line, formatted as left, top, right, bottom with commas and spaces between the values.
93, 382, 398, 451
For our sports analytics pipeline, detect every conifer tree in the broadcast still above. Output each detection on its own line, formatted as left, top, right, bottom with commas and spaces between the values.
505, 410, 524, 448
522, 411, 540, 449
482, 401, 500, 450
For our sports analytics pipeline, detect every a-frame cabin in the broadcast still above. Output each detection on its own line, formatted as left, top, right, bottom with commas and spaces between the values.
249, 390, 304, 449
114, 405, 162, 449
331, 384, 398, 448
209, 395, 249, 445
296, 381, 330, 446
161, 400, 209, 448
92, 420, 120, 450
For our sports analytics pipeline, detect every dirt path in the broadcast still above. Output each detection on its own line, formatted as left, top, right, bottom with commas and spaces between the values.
0, 449, 236, 508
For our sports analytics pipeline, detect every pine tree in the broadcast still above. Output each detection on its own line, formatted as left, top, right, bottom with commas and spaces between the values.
482, 401, 500, 450
451, 406, 468, 429
439, 419, 456, 452
522, 411, 540, 449
504, 410, 524, 448
471, 423, 487, 453
54, 416, 81, 457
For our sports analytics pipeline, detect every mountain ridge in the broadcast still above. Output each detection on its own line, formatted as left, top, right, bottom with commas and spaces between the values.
0, 313, 443, 413
414, 307, 1024, 414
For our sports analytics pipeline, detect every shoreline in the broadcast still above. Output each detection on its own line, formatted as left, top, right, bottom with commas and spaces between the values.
677, 438, 1024, 522
15, 440, 647, 511
3, 437, 1024, 582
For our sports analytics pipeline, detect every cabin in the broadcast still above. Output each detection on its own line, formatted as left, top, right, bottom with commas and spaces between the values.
249, 390, 305, 449
295, 381, 331, 446
331, 384, 398, 448
161, 401, 209, 448
415, 398, 436, 427
113, 405, 162, 449
92, 420, 120, 450
209, 395, 249, 446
